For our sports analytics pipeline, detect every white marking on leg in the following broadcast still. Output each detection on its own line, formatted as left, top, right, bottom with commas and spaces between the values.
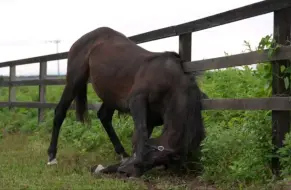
121, 155, 129, 163
47, 158, 58, 165
131, 152, 137, 162
94, 164, 105, 173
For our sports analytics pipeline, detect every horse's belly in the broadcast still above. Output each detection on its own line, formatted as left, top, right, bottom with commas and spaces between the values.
88, 43, 146, 110
89, 68, 133, 110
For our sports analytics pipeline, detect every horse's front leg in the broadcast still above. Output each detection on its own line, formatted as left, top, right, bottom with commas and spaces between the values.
129, 94, 148, 176
131, 124, 154, 154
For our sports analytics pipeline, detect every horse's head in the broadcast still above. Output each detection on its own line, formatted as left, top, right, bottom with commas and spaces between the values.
131, 53, 206, 176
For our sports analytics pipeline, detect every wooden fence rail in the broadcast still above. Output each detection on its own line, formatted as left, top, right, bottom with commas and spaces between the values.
0, 0, 291, 176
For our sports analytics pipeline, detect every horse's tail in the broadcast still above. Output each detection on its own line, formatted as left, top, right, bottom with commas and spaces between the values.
74, 58, 90, 124
73, 38, 102, 124
75, 76, 89, 124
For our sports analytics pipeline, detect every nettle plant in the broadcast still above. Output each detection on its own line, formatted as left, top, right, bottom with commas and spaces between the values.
257, 35, 291, 94
244, 34, 291, 97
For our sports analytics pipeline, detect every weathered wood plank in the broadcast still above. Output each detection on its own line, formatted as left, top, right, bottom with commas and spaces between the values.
1, 97, 291, 111
0, 52, 68, 68
0, 78, 95, 87
202, 97, 291, 110
183, 46, 291, 72
0, 79, 67, 86
1, 45, 291, 88
1, 45, 291, 79
130, 0, 291, 43
271, 4, 291, 177
0, 102, 101, 110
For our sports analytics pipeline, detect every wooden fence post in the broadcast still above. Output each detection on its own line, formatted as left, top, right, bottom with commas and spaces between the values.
9, 65, 16, 109
271, 6, 291, 177
38, 61, 47, 123
179, 33, 192, 62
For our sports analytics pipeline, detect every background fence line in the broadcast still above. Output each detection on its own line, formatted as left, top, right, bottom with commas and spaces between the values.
0, 0, 291, 176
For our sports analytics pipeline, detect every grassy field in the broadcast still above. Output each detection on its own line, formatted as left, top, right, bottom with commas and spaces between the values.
1, 133, 218, 190
1, 62, 291, 189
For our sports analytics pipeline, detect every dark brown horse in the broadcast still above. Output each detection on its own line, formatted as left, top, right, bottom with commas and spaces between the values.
46, 27, 205, 176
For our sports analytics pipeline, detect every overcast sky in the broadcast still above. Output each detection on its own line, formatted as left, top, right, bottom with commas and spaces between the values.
0, 0, 273, 76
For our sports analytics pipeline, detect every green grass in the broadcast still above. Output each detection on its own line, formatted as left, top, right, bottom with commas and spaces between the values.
1, 66, 291, 189
0, 133, 216, 190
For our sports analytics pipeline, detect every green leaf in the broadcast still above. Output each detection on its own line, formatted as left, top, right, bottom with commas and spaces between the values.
267, 49, 273, 58
283, 67, 291, 74
264, 83, 270, 91
281, 65, 286, 73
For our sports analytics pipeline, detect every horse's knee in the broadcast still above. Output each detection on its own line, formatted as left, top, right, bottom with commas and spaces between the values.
53, 106, 66, 125
97, 104, 112, 122
54, 106, 63, 118
131, 129, 138, 152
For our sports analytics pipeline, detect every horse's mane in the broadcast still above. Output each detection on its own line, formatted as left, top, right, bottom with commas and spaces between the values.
176, 65, 205, 160
186, 80, 205, 147
143, 50, 206, 158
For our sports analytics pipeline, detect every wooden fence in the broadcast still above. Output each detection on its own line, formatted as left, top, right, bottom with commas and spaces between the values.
1, 0, 291, 176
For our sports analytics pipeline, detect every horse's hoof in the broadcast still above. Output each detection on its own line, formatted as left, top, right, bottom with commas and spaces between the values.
120, 155, 130, 163
93, 164, 105, 174
47, 158, 57, 165
120, 152, 130, 161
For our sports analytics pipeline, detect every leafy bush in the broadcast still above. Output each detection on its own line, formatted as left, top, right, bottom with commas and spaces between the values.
197, 65, 273, 187
278, 133, 291, 178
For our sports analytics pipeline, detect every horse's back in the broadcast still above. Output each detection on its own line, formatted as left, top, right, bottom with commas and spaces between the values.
67, 27, 135, 68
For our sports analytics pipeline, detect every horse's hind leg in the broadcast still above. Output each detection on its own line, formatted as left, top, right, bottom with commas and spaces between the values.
97, 103, 129, 161
47, 83, 77, 165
